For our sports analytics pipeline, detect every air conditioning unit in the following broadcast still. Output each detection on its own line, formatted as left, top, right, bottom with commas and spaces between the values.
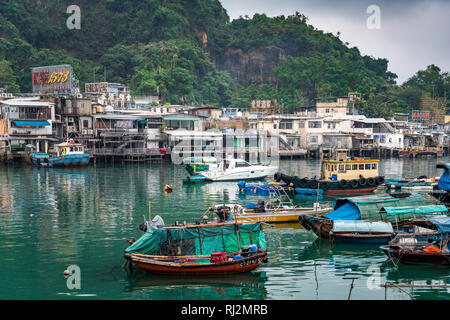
82, 129, 88, 135
68, 117, 75, 123
77, 94, 83, 99
88, 129, 93, 135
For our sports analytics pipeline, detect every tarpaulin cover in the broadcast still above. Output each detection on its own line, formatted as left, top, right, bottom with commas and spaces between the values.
324, 202, 361, 221
382, 205, 448, 216
425, 216, 450, 234
13, 120, 50, 127
125, 223, 266, 256
438, 164, 450, 191
325, 193, 428, 222
332, 220, 394, 233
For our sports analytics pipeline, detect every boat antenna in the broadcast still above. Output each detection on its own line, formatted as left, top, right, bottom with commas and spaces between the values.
315, 180, 320, 211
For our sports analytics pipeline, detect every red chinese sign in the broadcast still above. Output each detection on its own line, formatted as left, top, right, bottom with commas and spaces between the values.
412, 111, 429, 120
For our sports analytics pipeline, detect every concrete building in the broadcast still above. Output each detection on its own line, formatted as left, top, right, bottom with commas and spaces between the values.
0, 98, 56, 153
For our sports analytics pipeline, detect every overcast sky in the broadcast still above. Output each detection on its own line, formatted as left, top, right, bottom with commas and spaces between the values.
220, 0, 450, 84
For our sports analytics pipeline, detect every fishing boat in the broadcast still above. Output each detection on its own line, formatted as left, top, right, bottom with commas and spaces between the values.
429, 163, 450, 206
380, 216, 450, 265
237, 180, 294, 196
209, 185, 332, 223
385, 176, 438, 191
273, 149, 385, 195
299, 192, 448, 240
30, 140, 90, 167
197, 158, 278, 182
124, 218, 268, 275
182, 173, 208, 184
183, 156, 217, 173
329, 220, 396, 244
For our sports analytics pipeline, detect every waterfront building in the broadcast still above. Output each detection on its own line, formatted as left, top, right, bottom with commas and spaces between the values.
84, 82, 132, 109
0, 98, 56, 154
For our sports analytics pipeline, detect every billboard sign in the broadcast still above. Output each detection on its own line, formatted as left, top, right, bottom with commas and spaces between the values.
32, 64, 79, 95
85, 82, 109, 94
412, 110, 429, 121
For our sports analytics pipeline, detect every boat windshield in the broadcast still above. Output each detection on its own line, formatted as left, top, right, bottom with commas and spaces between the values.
235, 161, 251, 168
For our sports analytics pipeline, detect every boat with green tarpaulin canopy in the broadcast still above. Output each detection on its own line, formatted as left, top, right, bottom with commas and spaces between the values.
299, 192, 448, 239
124, 221, 268, 275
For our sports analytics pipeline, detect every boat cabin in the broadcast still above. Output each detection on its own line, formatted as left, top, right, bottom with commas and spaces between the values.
54, 140, 86, 157
207, 159, 253, 171
321, 150, 379, 181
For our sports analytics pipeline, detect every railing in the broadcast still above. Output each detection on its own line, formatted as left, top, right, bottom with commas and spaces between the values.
88, 148, 163, 156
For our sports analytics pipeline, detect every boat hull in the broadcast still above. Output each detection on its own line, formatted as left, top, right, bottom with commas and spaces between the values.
31, 153, 91, 167
291, 178, 382, 195
202, 167, 278, 182
235, 208, 332, 223
331, 233, 394, 244
380, 246, 450, 265
130, 252, 267, 275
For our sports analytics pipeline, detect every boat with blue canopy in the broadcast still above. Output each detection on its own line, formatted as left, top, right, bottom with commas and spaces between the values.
429, 163, 450, 206
299, 192, 448, 240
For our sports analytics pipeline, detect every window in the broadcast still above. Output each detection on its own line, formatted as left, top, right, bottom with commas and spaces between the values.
235, 161, 251, 168
298, 122, 305, 129
308, 121, 322, 129
83, 120, 89, 128
339, 165, 344, 171
273, 124, 277, 129
279, 120, 293, 130
359, 164, 364, 170
352, 164, 357, 170
309, 136, 318, 143
346, 164, 351, 170
372, 164, 377, 169
365, 164, 371, 170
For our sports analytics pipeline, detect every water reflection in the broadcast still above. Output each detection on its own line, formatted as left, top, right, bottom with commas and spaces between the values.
124, 270, 269, 300
0, 157, 449, 300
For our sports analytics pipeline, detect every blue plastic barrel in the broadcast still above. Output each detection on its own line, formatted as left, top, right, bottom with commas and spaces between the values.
232, 255, 243, 260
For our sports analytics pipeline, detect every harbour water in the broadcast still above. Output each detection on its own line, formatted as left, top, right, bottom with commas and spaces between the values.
0, 157, 449, 300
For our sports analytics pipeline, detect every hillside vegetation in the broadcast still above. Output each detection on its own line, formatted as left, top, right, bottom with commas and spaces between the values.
0, 1, 448, 117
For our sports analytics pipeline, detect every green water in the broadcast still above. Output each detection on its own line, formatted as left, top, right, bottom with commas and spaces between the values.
0, 157, 449, 300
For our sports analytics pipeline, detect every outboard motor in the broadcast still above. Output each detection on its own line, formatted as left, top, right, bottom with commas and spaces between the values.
253, 200, 266, 213
215, 206, 230, 222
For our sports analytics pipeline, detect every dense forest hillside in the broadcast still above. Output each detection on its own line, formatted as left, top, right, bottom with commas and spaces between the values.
0, 0, 448, 117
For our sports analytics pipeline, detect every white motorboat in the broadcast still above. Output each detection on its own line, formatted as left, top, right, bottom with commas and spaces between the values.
198, 159, 278, 182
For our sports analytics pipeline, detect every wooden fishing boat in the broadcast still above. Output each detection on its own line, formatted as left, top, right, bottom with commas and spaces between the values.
299, 192, 449, 241
381, 244, 450, 265
430, 163, 450, 206
380, 215, 450, 265
210, 185, 332, 223
124, 218, 268, 275
329, 220, 395, 244
126, 251, 267, 275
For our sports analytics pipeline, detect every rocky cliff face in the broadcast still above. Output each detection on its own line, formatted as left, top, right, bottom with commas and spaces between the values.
214, 46, 286, 87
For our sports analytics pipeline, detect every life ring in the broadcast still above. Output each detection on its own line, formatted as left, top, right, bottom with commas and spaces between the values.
359, 177, 367, 186
376, 176, 385, 184
367, 177, 376, 187
350, 179, 359, 189
320, 181, 329, 191
309, 180, 319, 189
299, 178, 308, 188
339, 179, 348, 188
